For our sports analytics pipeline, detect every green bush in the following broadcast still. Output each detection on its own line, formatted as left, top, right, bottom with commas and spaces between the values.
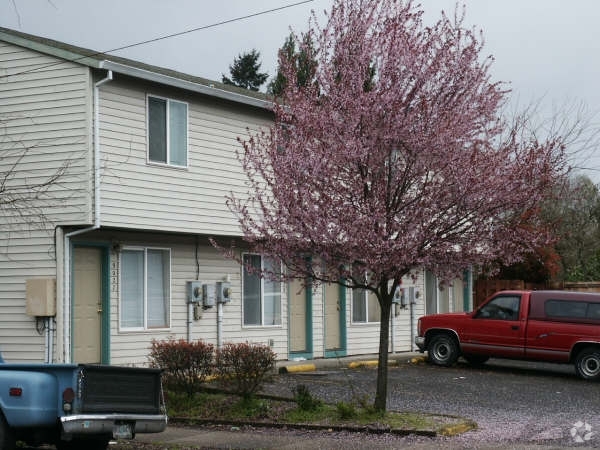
149, 338, 214, 397
336, 401, 357, 419
293, 384, 323, 411
215, 342, 276, 398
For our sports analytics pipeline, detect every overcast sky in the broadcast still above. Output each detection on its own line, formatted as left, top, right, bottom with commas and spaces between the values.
1, 0, 600, 178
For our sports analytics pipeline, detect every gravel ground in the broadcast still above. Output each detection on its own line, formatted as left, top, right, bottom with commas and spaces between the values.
113, 357, 600, 449
258, 358, 600, 448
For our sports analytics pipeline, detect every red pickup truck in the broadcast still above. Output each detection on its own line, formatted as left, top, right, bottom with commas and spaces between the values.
415, 290, 600, 380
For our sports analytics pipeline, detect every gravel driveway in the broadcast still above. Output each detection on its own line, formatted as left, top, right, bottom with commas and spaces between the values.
262, 357, 600, 448
125, 356, 600, 449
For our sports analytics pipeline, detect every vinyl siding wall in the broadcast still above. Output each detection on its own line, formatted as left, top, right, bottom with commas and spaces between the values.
95, 226, 422, 365
0, 42, 92, 362
98, 78, 271, 236
76, 231, 288, 366
345, 271, 425, 356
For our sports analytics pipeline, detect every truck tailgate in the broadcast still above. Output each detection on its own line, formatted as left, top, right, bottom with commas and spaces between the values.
78, 365, 162, 414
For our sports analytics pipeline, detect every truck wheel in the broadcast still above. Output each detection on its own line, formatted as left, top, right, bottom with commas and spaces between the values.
575, 347, 600, 380
0, 414, 15, 450
427, 334, 459, 366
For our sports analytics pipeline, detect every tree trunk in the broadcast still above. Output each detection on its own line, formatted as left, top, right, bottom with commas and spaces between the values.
373, 295, 393, 412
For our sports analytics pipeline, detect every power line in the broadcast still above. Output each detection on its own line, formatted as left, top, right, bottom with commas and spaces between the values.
1, 0, 314, 80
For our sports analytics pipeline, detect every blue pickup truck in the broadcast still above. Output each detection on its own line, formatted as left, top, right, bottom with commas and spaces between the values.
0, 352, 167, 450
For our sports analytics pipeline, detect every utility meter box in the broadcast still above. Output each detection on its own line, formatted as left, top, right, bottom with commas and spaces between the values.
202, 284, 216, 308
187, 281, 203, 303
216, 281, 232, 303
26, 278, 56, 317
392, 287, 403, 304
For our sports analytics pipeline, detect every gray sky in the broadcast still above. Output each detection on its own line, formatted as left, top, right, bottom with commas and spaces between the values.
2, 0, 600, 178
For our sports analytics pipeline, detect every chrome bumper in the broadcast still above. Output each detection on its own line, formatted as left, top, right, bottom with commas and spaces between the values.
61, 414, 167, 435
415, 336, 426, 352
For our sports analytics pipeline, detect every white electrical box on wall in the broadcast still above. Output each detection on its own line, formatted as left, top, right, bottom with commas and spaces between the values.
187, 281, 203, 303
25, 278, 56, 317
216, 281, 232, 303
202, 284, 216, 308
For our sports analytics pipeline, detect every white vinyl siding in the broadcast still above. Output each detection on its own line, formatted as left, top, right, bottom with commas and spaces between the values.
0, 229, 57, 362
100, 232, 288, 366
0, 42, 92, 362
0, 42, 92, 226
98, 81, 272, 236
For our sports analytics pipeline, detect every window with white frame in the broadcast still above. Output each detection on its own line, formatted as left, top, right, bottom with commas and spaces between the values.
352, 287, 380, 323
120, 247, 170, 329
148, 96, 188, 167
242, 254, 282, 326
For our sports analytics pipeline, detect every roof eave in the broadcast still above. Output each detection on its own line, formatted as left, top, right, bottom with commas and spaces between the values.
0, 29, 103, 68
99, 60, 273, 111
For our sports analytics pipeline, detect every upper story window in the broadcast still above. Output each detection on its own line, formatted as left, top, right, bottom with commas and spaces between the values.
242, 254, 282, 327
120, 247, 171, 330
148, 96, 188, 167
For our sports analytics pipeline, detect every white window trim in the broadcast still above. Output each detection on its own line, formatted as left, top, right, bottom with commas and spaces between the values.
119, 246, 172, 332
241, 253, 283, 328
146, 94, 189, 168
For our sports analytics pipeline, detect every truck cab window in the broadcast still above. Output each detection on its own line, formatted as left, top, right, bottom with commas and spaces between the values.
475, 296, 520, 321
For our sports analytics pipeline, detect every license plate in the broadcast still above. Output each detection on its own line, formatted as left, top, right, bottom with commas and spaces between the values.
113, 422, 134, 439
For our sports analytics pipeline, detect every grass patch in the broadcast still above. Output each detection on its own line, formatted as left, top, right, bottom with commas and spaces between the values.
165, 389, 459, 433
283, 403, 437, 430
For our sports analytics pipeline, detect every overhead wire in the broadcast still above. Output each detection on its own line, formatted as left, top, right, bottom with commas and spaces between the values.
0, 0, 314, 80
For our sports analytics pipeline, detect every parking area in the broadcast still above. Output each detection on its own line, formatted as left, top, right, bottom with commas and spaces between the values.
133, 356, 600, 449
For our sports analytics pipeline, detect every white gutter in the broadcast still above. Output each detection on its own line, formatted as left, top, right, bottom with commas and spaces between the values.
98, 60, 271, 110
61, 70, 112, 363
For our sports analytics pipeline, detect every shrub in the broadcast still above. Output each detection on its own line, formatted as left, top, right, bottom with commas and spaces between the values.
149, 338, 214, 397
293, 384, 323, 411
215, 342, 276, 398
336, 401, 357, 419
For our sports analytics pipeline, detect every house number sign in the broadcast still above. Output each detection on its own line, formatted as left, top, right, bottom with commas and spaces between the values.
111, 251, 119, 294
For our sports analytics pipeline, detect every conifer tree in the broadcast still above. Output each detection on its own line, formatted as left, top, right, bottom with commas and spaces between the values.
222, 49, 268, 91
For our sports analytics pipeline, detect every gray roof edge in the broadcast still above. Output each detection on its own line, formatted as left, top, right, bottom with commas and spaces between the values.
0, 28, 102, 68
100, 60, 272, 110
0, 26, 272, 111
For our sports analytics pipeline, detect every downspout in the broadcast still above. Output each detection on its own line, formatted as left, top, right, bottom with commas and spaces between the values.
61, 70, 113, 363
217, 302, 223, 350
410, 298, 414, 351
390, 305, 395, 354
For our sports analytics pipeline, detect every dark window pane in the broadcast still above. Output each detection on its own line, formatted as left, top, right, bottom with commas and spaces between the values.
243, 254, 262, 325
169, 101, 187, 166
149, 97, 167, 163
545, 300, 587, 319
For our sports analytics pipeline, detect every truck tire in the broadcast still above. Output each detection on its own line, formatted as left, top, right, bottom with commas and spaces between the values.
427, 334, 459, 366
0, 413, 15, 450
575, 347, 600, 380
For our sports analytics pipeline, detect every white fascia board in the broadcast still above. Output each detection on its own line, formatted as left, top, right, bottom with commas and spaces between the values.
99, 60, 272, 111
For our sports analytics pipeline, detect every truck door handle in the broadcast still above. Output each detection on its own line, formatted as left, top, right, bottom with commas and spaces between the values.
511, 325, 519, 330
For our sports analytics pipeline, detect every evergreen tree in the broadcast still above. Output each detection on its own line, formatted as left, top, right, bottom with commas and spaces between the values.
222, 49, 268, 91
268, 34, 317, 97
